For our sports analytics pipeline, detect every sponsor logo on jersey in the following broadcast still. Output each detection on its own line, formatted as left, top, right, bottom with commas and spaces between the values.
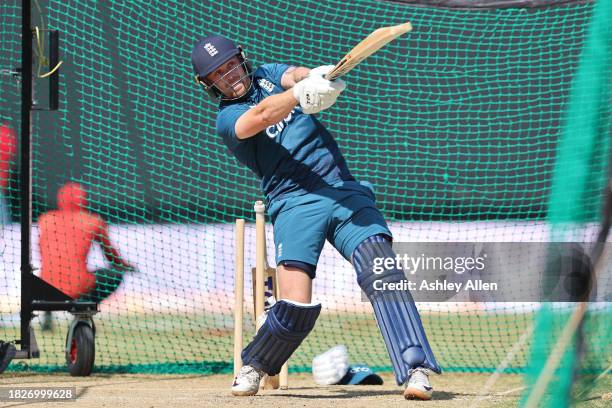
266, 108, 297, 138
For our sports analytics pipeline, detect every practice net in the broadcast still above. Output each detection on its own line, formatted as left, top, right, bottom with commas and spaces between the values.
0, 0, 609, 375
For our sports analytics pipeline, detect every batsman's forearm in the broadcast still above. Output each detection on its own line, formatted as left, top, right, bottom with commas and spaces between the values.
257, 89, 299, 125
291, 67, 310, 83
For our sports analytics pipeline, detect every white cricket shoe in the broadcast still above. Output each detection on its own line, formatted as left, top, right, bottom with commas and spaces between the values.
403, 367, 433, 400
231, 365, 264, 396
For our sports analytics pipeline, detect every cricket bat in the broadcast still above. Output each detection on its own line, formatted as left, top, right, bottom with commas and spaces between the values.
325, 21, 412, 81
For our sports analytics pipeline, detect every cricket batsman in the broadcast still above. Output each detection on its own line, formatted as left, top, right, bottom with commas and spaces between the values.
191, 34, 441, 400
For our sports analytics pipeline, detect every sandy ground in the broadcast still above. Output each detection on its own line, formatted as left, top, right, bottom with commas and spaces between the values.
0, 371, 609, 408
0, 372, 528, 408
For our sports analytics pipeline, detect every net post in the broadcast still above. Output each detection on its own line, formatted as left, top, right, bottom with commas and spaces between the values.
19, 0, 34, 358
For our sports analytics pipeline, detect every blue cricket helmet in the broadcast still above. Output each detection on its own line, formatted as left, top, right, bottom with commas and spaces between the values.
191, 34, 253, 100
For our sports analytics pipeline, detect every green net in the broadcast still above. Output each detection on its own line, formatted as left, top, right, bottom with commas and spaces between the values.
0, 0, 609, 377
523, 0, 612, 405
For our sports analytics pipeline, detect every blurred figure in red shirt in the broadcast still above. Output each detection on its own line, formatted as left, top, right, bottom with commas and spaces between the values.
0, 123, 16, 224
39, 182, 132, 329
0, 124, 16, 367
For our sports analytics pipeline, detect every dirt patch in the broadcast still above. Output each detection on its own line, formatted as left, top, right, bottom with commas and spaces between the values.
0, 372, 528, 408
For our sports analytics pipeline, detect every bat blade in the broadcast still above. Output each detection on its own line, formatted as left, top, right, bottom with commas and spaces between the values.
325, 21, 412, 81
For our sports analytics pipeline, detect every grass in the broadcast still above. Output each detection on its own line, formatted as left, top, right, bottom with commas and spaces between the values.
1, 309, 607, 376
2, 310, 532, 373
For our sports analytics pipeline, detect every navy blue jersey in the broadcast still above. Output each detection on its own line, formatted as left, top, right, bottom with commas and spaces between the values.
216, 63, 354, 203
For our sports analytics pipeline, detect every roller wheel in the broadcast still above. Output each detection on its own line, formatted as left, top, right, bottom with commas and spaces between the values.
66, 324, 95, 376
0, 342, 16, 373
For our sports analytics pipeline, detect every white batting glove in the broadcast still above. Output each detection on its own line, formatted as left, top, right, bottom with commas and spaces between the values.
309, 65, 347, 94
308, 65, 336, 78
293, 75, 346, 114
312, 345, 350, 385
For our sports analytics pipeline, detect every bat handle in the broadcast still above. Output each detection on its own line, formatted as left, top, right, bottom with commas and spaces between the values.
254, 200, 265, 214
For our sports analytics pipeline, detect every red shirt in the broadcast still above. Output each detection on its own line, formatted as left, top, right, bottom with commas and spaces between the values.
39, 210, 106, 299
0, 124, 16, 190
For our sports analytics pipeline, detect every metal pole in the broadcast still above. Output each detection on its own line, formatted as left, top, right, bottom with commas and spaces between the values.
20, 0, 33, 356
